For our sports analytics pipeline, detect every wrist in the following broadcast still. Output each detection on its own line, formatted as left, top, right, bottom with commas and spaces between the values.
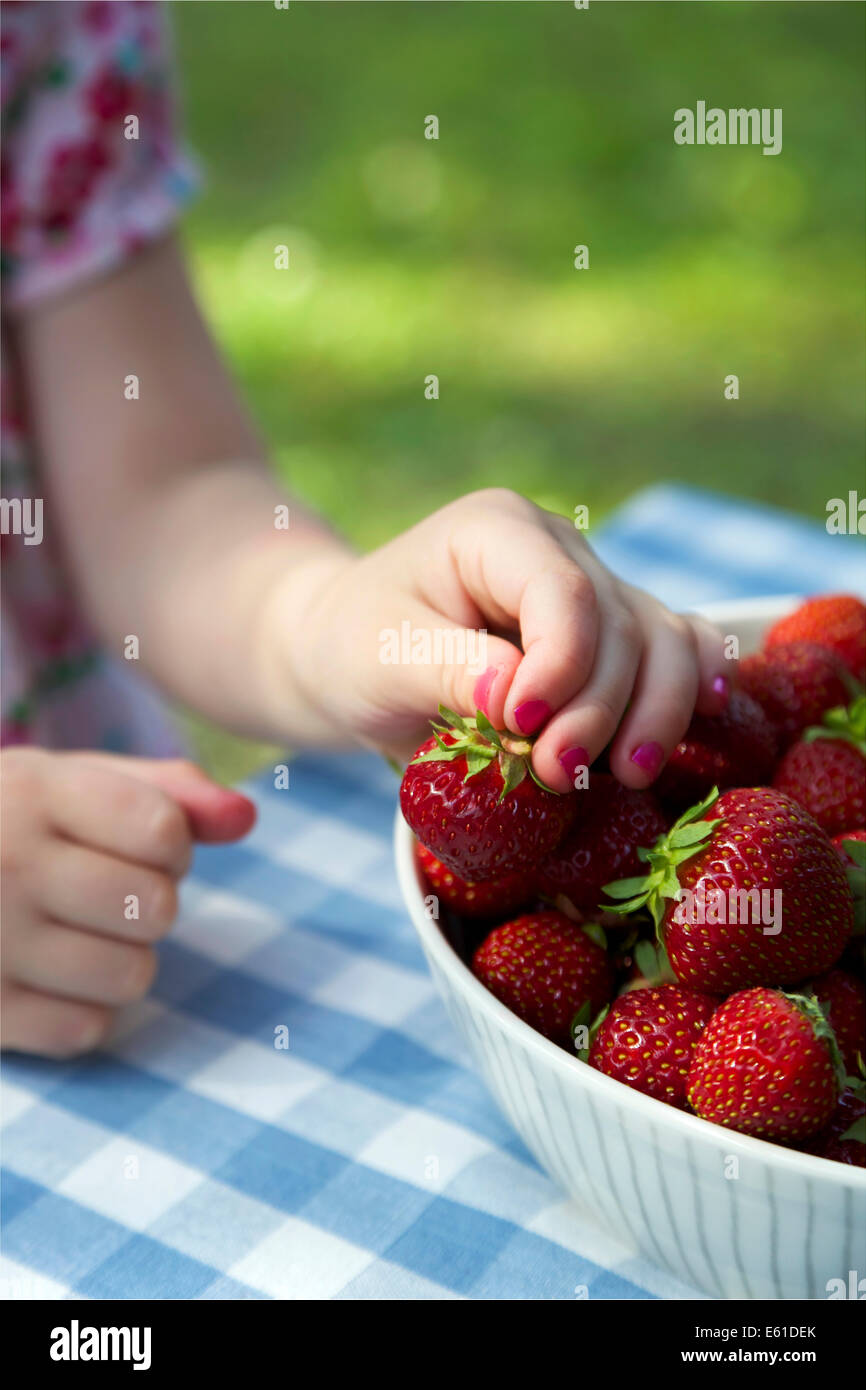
254, 540, 358, 746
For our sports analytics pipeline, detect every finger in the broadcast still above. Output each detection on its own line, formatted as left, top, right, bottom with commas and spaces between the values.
50, 756, 193, 876
531, 600, 643, 790
607, 603, 701, 788
0, 981, 111, 1059
686, 613, 736, 715
78, 754, 256, 844
10, 921, 157, 1007
502, 563, 603, 736
375, 599, 523, 748
441, 506, 602, 734
32, 839, 178, 943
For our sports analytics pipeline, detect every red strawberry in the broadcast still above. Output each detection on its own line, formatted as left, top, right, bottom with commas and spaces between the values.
774, 742, 865, 838
686, 988, 845, 1141
654, 689, 777, 812
764, 594, 866, 684
800, 1088, 865, 1166
536, 774, 667, 912
587, 983, 716, 1109
737, 642, 851, 750
772, 695, 866, 837
472, 910, 612, 1046
802, 969, 866, 1073
416, 843, 533, 919
604, 787, 852, 993
400, 706, 575, 881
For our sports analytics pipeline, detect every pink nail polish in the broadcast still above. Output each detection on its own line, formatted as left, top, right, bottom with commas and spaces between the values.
630, 741, 664, 777
473, 666, 498, 717
558, 747, 589, 783
712, 675, 729, 704
513, 699, 551, 736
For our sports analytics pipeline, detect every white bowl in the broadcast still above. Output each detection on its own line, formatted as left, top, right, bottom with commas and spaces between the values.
394, 595, 866, 1301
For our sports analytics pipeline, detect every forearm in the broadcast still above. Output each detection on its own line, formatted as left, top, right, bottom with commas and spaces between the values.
13, 235, 357, 743
81, 460, 356, 743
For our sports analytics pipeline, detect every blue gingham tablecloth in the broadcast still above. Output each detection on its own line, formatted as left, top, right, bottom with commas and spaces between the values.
2, 486, 864, 1303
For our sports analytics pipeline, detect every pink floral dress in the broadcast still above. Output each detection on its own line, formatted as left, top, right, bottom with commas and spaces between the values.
1, 0, 199, 753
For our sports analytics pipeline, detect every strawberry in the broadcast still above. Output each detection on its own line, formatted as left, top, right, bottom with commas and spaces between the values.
737, 641, 851, 750
603, 787, 852, 993
587, 983, 716, 1109
472, 910, 612, 1046
536, 774, 667, 912
653, 689, 777, 812
771, 695, 866, 838
400, 706, 576, 881
800, 1088, 865, 1166
773, 742, 866, 838
416, 842, 533, 919
764, 594, 866, 684
802, 968, 866, 1073
686, 988, 845, 1141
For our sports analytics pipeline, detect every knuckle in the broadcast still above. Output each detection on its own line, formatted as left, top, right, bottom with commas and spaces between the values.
657, 609, 688, 640
51, 1005, 112, 1058
145, 874, 178, 936
609, 605, 641, 649
582, 691, 623, 733
167, 758, 201, 782
463, 486, 532, 517
558, 565, 597, 615
143, 798, 189, 867
696, 616, 731, 664
114, 946, 157, 1004
669, 613, 698, 654
547, 560, 586, 595
99, 769, 156, 826
1, 747, 45, 810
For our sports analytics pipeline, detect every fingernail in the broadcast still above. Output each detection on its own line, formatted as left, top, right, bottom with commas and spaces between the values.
473, 666, 499, 717
558, 747, 589, 784
630, 741, 664, 777
513, 699, 551, 735
712, 674, 729, 704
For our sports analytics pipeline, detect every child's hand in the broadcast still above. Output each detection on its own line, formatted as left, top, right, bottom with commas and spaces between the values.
1, 749, 255, 1057
286, 489, 731, 789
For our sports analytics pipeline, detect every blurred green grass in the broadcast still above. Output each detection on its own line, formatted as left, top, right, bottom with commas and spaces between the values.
169, 0, 865, 776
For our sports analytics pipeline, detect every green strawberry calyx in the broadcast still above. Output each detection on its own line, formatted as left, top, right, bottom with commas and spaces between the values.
600, 787, 723, 932
409, 704, 560, 800
788, 992, 848, 1097
840, 1056, 866, 1144
580, 921, 608, 951
571, 999, 609, 1061
844, 1052, 866, 1097
632, 938, 677, 986
839, 1115, 866, 1146
802, 693, 866, 758
838, 837, 866, 938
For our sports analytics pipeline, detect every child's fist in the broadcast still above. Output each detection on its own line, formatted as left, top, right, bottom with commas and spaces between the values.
286, 489, 731, 788
0, 749, 255, 1057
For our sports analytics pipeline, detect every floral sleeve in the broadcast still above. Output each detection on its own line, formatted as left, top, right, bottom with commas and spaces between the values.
1, 0, 201, 311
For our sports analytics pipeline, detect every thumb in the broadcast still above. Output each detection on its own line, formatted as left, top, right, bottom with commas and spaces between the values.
82, 754, 257, 843
388, 602, 522, 734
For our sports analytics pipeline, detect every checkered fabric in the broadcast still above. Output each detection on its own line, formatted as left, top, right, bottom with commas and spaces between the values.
2, 487, 864, 1301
